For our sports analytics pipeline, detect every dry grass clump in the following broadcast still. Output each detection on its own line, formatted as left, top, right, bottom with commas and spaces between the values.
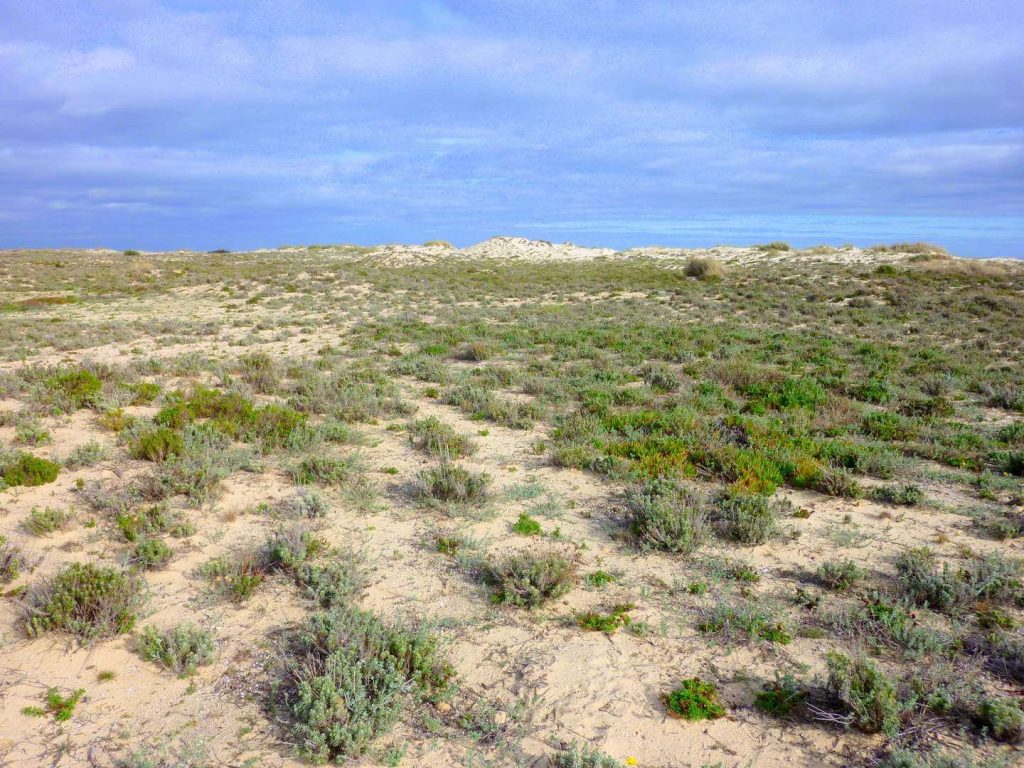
683, 257, 726, 279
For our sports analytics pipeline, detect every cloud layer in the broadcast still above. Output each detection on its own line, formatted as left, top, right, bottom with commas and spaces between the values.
1, 1, 1021, 255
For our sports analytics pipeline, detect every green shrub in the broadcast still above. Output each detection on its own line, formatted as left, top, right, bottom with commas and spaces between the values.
130, 428, 184, 462
25, 563, 144, 642
21, 687, 85, 722
662, 678, 726, 720
711, 492, 787, 544
23, 506, 71, 535
417, 461, 490, 505
697, 601, 792, 644
484, 551, 577, 608
407, 416, 476, 458
44, 368, 103, 411
626, 479, 708, 554
754, 673, 807, 717
825, 651, 902, 735
1, 535, 24, 583
512, 512, 543, 536
289, 454, 360, 485
128, 381, 161, 404
132, 538, 173, 569
895, 548, 1022, 612
976, 697, 1024, 743
296, 557, 365, 608
818, 559, 866, 592
277, 607, 453, 762
1, 452, 60, 487
136, 624, 216, 677
871, 483, 925, 506
577, 603, 634, 634
813, 466, 862, 498
586, 570, 617, 588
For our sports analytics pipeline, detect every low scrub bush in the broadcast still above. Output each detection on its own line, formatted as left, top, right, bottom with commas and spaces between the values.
407, 416, 476, 458
136, 624, 216, 677
710, 491, 788, 544
697, 600, 792, 644
871, 483, 925, 506
825, 651, 902, 735
663, 678, 726, 720
577, 603, 634, 634
131, 538, 173, 569
683, 258, 725, 280
129, 427, 184, 462
976, 697, 1024, 743
483, 550, 577, 608
626, 479, 708, 554
417, 461, 490, 506
1, 535, 24, 583
1, 452, 60, 487
25, 563, 144, 642
818, 559, 866, 592
24, 506, 72, 535
276, 606, 453, 762
198, 554, 266, 602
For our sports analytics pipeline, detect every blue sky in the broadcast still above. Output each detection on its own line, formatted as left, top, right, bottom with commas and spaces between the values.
1, 1, 1022, 256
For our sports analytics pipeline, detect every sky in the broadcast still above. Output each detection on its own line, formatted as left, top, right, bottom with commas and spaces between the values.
1, 1, 1022, 256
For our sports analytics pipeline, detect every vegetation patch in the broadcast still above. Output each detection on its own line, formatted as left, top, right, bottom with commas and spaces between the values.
663, 678, 726, 720
25, 563, 144, 642
136, 624, 216, 677
275, 606, 454, 762
483, 550, 577, 608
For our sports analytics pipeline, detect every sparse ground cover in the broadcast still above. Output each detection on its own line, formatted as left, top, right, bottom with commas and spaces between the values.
0, 240, 1022, 767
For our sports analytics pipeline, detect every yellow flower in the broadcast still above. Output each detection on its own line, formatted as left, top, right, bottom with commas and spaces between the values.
626, 759, 638, 766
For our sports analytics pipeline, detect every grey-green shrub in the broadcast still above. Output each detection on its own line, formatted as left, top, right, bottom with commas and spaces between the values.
627, 479, 708, 554
136, 624, 216, 677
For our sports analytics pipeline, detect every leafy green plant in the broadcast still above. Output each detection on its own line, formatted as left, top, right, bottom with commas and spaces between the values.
577, 603, 634, 634
136, 624, 216, 677
871, 483, 925, 506
1, 452, 60, 487
512, 513, 542, 536
25, 563, 144, 642
22, 687, 86, 721
663, 678, 726, 720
